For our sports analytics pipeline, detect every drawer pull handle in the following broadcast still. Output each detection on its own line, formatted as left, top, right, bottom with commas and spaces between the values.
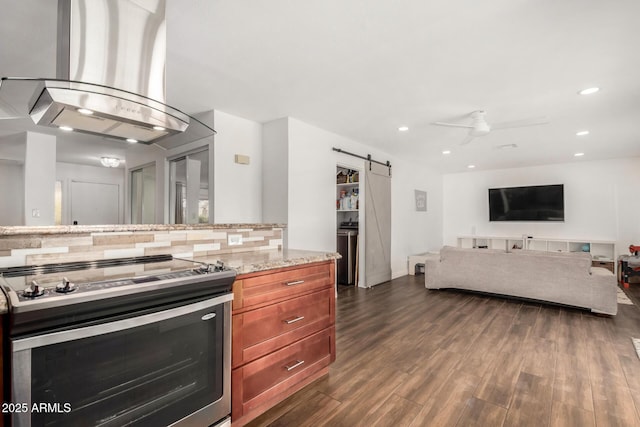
285, 280, 305, 286
283, 316, 305, 324
285, 360, 305, 371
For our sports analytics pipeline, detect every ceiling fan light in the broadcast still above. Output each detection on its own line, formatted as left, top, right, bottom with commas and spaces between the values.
578, 87, 600, 95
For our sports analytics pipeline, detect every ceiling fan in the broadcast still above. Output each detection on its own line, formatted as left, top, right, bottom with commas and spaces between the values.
432, 110, 549, 145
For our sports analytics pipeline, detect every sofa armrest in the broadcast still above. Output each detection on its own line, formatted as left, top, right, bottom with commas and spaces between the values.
424, 256, 441, 289
589, 267, 618, 315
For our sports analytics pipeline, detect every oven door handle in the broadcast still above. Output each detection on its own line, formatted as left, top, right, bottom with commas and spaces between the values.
12, 293, 234, 352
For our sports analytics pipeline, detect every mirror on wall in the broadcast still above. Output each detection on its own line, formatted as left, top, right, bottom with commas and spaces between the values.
0, 130, 213, 227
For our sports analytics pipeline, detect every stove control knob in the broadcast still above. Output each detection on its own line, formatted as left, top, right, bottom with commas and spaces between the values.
55, 277, 76, 293
23, 280, 45, 298
196, 264, 212, 274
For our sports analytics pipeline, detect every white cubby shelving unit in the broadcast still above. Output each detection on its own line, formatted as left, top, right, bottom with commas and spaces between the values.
457, 235, 525, 251
456, 235, 616, 269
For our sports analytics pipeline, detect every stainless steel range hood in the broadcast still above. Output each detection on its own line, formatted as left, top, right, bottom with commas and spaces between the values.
28, 79, 189, 143
0, 0, 214, 147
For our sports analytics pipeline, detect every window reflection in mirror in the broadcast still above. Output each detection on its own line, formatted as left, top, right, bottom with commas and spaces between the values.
169, 148, 210, 224
130, 163, 156, 224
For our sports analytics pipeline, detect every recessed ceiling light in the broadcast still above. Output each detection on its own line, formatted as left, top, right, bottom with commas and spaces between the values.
576, 130, 589, 136
77, 108, 94, 115
442, 150, 451, 155
126, 138, 138, 143
574, 152, 585, 157
153, 126, 166, 131
398, 126, 409, 132
496, 143, 518, 150
59, 125, 73, 131
467, 164, 475, 169
578, 87, 600, 95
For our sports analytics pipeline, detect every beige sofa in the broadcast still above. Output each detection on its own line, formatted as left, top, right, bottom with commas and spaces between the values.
425, 246, 617, 315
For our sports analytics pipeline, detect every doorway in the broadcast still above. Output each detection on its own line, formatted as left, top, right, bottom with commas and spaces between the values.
168, 148, 210, 224
334, 155, 392, 288
130, 163, 156, 224
336, 166, 360, 286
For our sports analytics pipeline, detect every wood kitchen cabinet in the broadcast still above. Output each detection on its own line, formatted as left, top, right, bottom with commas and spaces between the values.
231, 261, 336, 426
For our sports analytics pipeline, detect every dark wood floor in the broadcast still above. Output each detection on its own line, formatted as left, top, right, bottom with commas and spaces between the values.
246, 275, 640, 427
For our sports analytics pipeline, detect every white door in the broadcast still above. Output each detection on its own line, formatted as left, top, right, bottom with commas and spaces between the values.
365, 162, 391, 287
70, 181, 120, 225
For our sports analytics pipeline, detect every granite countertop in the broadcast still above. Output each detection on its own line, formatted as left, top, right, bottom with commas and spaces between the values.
0, 223, 286, 236
0, 248, 340, 315
194, 248, 341, 275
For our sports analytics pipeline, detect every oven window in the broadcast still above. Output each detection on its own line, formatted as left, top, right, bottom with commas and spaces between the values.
28, 302, 225, 426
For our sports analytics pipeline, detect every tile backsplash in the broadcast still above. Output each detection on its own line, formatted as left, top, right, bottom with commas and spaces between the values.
0, 226, 283, 268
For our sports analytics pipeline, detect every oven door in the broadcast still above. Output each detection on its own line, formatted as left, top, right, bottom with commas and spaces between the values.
11, 293, 232, 427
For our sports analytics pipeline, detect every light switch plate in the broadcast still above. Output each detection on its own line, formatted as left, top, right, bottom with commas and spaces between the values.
228, 234, 243, 246
234, 154, 250, 165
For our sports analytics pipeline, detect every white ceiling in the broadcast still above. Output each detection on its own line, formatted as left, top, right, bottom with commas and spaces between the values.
2, 0, 640, 173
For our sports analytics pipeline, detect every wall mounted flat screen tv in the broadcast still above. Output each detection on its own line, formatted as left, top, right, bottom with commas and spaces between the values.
489, 184, 564, 221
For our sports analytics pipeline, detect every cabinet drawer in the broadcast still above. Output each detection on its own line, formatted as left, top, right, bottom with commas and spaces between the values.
235, 262, 333, 311
232, 327, 334, 418
233, 288, 334, 367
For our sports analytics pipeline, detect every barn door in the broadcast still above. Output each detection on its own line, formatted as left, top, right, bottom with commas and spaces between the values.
365, 162, 391, 287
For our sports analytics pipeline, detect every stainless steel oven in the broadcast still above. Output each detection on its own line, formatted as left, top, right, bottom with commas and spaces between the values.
1, 255, 235, 427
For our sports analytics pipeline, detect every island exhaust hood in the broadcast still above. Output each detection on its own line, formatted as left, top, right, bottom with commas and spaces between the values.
0, 0, 214, 147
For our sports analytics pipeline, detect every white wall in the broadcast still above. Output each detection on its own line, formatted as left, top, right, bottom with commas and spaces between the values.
390, 156, 443, 273
262, 118, 289, 225
213, 110, 263, 223
0, 161, 24, 225
24, 132, 56, 225
442, 158, 640, 255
